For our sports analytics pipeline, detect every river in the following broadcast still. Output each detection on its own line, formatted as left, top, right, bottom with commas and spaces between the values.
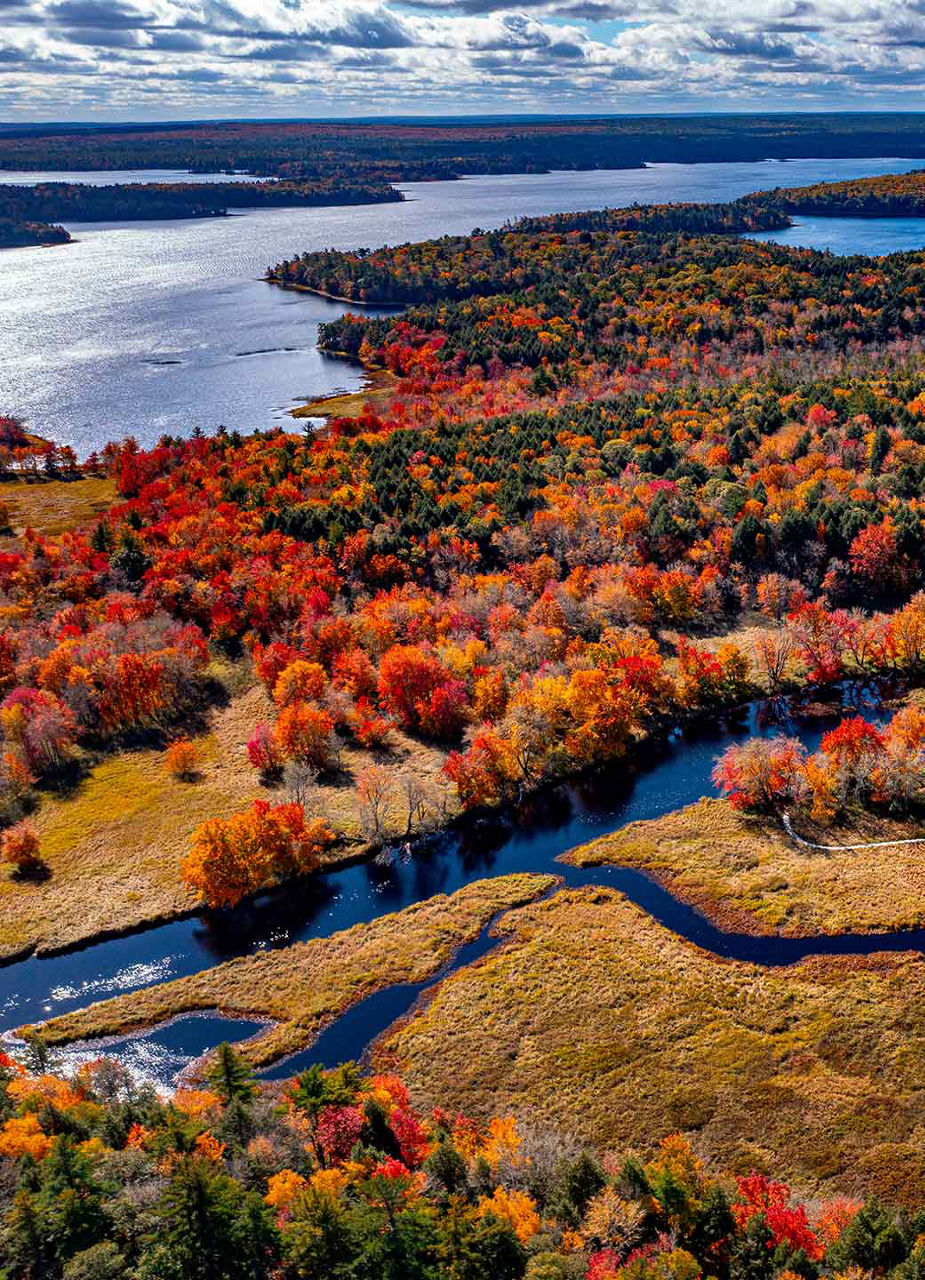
12, 687, 925, 1090
2, 156, 925, 454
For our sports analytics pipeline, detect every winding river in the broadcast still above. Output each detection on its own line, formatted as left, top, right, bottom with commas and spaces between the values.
12, 686, 925, 1090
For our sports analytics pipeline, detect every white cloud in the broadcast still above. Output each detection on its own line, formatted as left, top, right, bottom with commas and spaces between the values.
4, 0, 925, 116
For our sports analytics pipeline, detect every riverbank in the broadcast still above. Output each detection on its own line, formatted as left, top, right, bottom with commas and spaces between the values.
0, 630, 900, 967
23, 874, 555, 1067
10, 678, 925, 1077
0, 672, 454, 962
567, 796, 925, 938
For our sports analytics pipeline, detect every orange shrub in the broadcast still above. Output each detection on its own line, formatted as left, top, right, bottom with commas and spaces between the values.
1, 819, 44, 877
165, 738, 201, 781
181, 799, 335, 908
273, 660, 326, 708
274, 700, 337, 770
0, 1114, 51, 1161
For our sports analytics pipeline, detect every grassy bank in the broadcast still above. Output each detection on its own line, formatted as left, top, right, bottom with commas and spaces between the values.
26, 874, 556, 1068
0, 673, 454, 959
567, 797, 925, 936
290, 367, 397, 420
0, 475, 116, 541
375, 885, 925, 1203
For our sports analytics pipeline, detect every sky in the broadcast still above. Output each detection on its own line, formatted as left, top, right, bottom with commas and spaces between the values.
4, 0, 925, 121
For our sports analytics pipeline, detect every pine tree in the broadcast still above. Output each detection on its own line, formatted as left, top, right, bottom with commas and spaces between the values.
141, 1156, 277, 1280
206, 1043, 256, 1106
5, 1190, 49, 1279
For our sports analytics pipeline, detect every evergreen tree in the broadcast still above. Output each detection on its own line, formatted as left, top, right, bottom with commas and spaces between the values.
140, 1156, 277, 1280
37, 1137, 108, 1265
547, 1152, 606, 1228
206, 1043, 256, 1106
283, 1187, 359, 1280
437, 1199, 526, 1280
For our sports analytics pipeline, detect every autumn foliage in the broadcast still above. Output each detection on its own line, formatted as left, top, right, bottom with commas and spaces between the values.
181, 800, 334, 908
713, 704, 925, 823
0, 820, 44, 878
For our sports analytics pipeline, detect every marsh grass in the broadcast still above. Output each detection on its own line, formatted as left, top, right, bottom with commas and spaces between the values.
568, 797, 925, 936
0, 476, 117, 542
26, 874, 556, 1070
0, 664, 456, 957
376, 886, 925, 1203
291, 368, 397, 420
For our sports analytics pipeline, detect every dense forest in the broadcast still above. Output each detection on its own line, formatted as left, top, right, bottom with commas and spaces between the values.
270, 170, 925, 307
6, 114, 925, 179
0, 1045, 916, 1280
0, 217, 69, 249
4, 176, 925, 881
745, 168, 925, 218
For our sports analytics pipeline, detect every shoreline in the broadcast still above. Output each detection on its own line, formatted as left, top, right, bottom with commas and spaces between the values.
290, 365, 398, 419
267, 278, 399, 308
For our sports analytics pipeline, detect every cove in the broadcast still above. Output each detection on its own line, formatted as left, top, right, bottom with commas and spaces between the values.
7, 684, 925, 1090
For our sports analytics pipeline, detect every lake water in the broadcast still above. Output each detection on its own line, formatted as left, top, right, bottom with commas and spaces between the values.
748, 215, 925, 255
2, 156, 924, 454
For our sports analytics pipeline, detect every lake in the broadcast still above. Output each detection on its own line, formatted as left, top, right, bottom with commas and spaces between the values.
3, 156, 925, 455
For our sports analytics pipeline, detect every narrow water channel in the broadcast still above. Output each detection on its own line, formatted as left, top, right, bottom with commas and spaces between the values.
8, 684, 924, 1089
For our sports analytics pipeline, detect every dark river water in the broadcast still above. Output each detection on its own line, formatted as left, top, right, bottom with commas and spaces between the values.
10, 688, 925, 1089
3, 156, 925, 453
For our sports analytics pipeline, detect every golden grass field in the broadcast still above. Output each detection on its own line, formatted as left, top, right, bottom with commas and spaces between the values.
291, 368, 397, 420
27, 874, 556, 1069
374, 886, 925, 1204
568, 797, 925, 936
0, 673, 455, 959
0, 475, 117, 541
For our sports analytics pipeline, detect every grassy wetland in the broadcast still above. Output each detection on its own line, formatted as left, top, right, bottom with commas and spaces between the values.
375, 885, 925, 1203
567, 798, 925, 938
23, 874, 555, 1067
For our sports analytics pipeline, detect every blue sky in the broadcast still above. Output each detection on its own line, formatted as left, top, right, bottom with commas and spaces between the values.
3, 0, 925, 120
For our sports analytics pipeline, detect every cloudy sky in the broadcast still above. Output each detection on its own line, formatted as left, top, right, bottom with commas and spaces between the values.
4, 0, 925, 120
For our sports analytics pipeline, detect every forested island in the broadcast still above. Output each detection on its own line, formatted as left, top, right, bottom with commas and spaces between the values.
269, 169, 925, 306
0, 177, 400, 247
6, 124, 925, 254
0, 215, 69, 248
268, 198, 792, 303
749, 167, 925, 217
